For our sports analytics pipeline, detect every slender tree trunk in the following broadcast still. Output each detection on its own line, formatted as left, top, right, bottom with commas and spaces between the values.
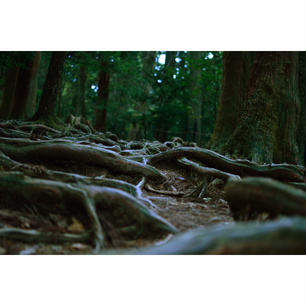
26, 52, 41, 118
211, 52, 302, 164
0, 66, 19, 119
57, 78, 63, 117
79, 65, 87, 119
187, 51, 203, 144
95, 57, 110, 132
33, 52, 67, 122
156, 51, 176, 142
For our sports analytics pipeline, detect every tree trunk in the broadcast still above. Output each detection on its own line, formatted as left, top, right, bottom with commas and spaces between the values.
187, 52, 203, 144
156, 51, 176, 142
95, 56, 110, 132
139, 51, 156, 139
297, 52, 306, 165
25, 52, 41, 118
210, 52, 302, 164
33, 52, 67, 122
9, 52, 41, 119
79, 65, 87, 119
210, 52, 255, 151
0, 66, 19, 119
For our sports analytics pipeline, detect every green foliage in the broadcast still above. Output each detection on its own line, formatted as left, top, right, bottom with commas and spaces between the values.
0, 51, 223, 145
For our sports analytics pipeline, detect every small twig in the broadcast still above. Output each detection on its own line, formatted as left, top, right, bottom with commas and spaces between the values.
145, 184, 185, 197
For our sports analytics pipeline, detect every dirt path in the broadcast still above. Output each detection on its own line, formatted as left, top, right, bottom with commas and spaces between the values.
0, 120, 304, 255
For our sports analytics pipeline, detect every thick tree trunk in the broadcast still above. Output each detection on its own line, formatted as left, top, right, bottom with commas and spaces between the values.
95, 57, 110, 132
33, 52, 67, 122
210, 52, 255, 151
211, 52, 302, 164
0, 66, 19, 119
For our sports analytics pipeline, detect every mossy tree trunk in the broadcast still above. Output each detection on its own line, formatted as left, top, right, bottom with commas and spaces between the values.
33, 52, 67, 122
211, 51, 303, 164
95, 55, 110, 132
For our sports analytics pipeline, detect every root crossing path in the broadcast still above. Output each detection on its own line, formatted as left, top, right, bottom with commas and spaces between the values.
0, 120, 305, 255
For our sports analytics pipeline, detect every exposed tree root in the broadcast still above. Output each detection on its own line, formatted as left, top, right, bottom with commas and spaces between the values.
178, 157, 241, 182
0, 172, 176, 251
0, 151, 140, 197
224, 177, 306, 219
128, 217, 306, 255
0, 137, 166, 181
0, 120, 305, 255
148, 147, 304, 182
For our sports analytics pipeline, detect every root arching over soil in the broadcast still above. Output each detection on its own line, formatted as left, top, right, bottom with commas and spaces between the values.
0, 119, 305, 255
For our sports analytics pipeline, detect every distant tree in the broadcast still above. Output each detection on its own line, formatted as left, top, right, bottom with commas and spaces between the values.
79, 64, 87, 119
0, 52, 41, 119
0, 64, 19, 119
155, 51, 177, 142
10, 52, 41, 119
211, 51, 304, 164
95, 53, 110, 131
187, 51, 203, 144
33, 51, 67, 123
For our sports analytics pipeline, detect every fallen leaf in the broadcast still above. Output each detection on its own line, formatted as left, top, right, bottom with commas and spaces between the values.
67, 217, 85, 233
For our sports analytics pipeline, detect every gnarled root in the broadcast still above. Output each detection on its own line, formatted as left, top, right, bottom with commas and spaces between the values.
224, 177, 306, 220
0, 172, 177, 251
0, 137, 166, 182
148, 147, 304, 182
131, 217, 306, 255
178, 157, 241, 182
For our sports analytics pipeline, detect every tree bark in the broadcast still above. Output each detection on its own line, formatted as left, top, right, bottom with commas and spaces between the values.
187, 52, 203, 144
9, 52, 41, 119
297, 52, 306, 165
156, 51, 176, 142
0, 66, 19, 119
79, 64, 87, 119
210, 52, 302, 164
210, 52, 255, 151
33, 52, 67, 122
95, 56, 110, 132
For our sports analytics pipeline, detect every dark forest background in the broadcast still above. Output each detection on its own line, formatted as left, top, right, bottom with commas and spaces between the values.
0, 51, 305, 165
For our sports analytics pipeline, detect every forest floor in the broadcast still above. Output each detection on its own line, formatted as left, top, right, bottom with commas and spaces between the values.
0, 119, 305, 255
